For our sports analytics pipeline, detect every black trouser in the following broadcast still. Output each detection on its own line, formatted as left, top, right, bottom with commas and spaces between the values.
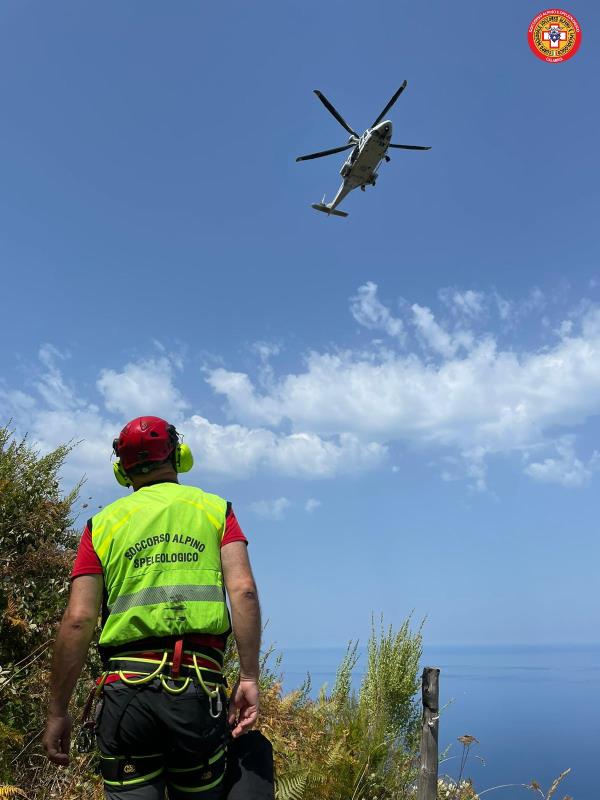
96, 680, 228, 799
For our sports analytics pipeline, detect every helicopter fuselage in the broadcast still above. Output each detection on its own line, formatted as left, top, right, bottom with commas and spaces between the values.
323, 120, 393, 213
341, 120, 393, 185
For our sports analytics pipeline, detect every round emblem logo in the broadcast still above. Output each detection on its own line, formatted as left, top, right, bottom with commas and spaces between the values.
528, 9, 582, 62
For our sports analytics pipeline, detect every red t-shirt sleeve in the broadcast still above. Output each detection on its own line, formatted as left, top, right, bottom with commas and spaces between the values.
221, 507, 248, 547
71, 523, 103, 579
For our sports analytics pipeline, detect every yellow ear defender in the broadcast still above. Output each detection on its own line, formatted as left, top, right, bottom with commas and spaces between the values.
175, 443, 194, 473
113, 459, 132, 488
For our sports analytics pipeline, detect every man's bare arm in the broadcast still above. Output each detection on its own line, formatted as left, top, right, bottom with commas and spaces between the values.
221, 541, 261, 736
221, 541, 261, 680
44, 574, 102, 764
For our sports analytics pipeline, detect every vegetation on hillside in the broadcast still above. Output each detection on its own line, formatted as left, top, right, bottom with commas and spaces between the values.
0, 426, 571, 799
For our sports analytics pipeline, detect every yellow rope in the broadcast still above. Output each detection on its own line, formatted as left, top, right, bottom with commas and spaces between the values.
193, 654, 220, 701
159, 674, 191, 694
118, 652, 167, 685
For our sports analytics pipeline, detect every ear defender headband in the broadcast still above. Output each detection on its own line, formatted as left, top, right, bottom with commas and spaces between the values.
112, 424, 194, 488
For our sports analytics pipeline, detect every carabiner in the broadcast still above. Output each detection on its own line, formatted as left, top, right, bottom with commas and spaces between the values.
192, 654, 222, 718
209, 691, 223, 719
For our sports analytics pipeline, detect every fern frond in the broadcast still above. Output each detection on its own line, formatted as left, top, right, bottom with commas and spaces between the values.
278, 689, 303, 715
275, 772, 308, 800
325, 735, 348, 770
2, 595, 29, 631
0, 787, 28, 799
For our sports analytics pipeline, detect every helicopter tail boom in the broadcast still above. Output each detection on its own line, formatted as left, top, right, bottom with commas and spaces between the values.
311, 202, 348, 218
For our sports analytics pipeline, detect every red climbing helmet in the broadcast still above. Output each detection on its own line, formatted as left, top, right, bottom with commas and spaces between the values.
112, 416, 177, 472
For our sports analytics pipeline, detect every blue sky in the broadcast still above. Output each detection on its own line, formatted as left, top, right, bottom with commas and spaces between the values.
1, 1, 599, 648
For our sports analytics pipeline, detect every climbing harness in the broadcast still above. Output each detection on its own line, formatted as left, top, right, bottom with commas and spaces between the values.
76, 639, 225, 753
106, 638, 226, 708
95, 639, 229, 795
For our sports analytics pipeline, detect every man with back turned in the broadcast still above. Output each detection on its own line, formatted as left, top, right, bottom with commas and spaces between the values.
43, 415, 262, 800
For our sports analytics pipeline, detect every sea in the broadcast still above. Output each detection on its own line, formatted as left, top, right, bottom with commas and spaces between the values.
277, 644, 600, 800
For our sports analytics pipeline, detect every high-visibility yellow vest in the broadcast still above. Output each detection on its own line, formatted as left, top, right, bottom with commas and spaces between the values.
91, 482, 230, 648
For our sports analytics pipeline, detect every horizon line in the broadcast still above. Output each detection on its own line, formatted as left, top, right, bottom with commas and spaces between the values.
274, 641, 600, 650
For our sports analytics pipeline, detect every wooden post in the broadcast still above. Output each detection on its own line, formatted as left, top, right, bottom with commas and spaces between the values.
417, 666, 440, 800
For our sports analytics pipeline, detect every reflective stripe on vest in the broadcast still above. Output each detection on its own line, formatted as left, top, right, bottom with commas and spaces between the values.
108, 584, 225, 614
91, 483, 229, 648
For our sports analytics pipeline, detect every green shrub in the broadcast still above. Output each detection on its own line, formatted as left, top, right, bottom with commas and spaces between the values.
260, 615, 424, 800
0, 425, 97, 790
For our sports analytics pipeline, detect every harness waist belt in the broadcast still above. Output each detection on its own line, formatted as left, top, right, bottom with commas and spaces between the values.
107, 657, 227, 686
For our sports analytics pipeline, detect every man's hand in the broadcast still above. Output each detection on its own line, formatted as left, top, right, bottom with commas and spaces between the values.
228, 678, 259, 738
44, 575, 102, 767
43, 713, 73, 766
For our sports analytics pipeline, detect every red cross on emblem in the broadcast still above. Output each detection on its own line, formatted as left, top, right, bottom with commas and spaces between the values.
542, 23, 567, 48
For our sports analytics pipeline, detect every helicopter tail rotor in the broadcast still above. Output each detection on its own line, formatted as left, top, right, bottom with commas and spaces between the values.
311, 202, 349, 217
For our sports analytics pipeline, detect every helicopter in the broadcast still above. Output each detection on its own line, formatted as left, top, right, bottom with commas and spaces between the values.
296, 81, 430, 217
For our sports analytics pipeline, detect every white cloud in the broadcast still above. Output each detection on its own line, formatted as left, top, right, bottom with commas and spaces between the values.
437, 447, 489, 491
5, 284, 600, 492
411, 304, 473, 358
555, 319, 573, 339
206, 301, 600, 489
495, 292, 512, 322
0, 389, 115, 488
438, 287, 551, 329
35, 344, 80, 411
1, 348, 386, 487
249, 341, 282, 390
185, 416, 386, 478
350, 282, 404, 340
439, 289, 486, 319
248, 497, 290, 520
305, 498, 322, 513
206, 369, 279, 426
251, 341, 281, 361
97, 358, 189, 421
493, 287, 547, 327
524, 439, 599, 488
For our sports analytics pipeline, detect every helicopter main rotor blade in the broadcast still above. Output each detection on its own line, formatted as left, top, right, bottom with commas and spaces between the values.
296, 144, 354, 162
371, 80, 408, 128
388, 143, 431, 150
313, 90, 359, 138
